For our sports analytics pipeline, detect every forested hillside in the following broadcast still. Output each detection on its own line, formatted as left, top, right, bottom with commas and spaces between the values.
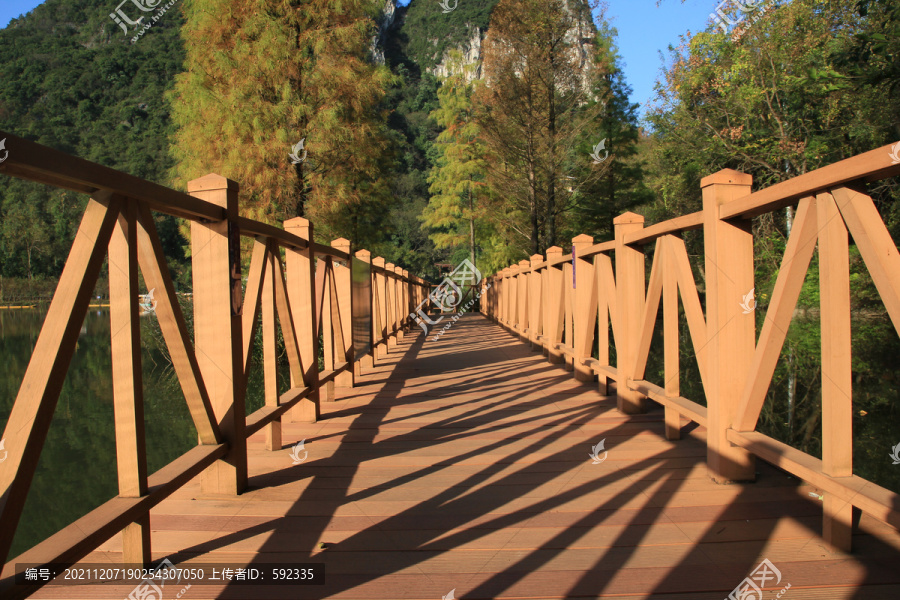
0, 0, 186, 286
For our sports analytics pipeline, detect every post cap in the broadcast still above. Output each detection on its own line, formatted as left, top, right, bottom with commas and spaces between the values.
572, 234, 594, 244
700, 169, 752, 188
187, 174, 239, 193
613, 212, 644, 225
285, 216, 310, 228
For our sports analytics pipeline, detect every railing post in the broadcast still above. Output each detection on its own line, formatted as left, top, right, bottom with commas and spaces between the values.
372, 256, 387, 357
663, 237, 681, 440
384, 263, 397, 348
614, 212, 647, 414
284, 217, 320, 423
529, 254, 543, 351
262, 240, 282, 447
320, 255, 336, 402
517, 259, 530, 339
507, 264, 517, 329
492, 274, 499, 320
401, 269, 410, 336
394, 266, 405, 340
596, 252, 615, 396
702, 169, 756, 483
572, 234, 595, 383
355, 249, 374, 373
332, 238, 353, 389
545, 246, 564, 363
817, 191, 854, 550
499, 267, 509, 324
188, 174, 247, 495
108, 201, 150, 564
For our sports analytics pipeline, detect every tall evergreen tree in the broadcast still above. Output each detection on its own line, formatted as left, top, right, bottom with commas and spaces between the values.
422, 53, 489, 267
571, 16, 652, 240
168, 0, 395, 243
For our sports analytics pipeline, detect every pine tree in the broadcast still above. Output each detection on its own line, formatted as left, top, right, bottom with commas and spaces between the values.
421, 52, 489, 267
168, 0, 395, 242
571, 16, 652, 240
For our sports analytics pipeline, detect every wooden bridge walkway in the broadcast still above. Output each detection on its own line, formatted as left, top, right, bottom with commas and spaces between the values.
33, 314, 900, 600
3, 133, 900, 599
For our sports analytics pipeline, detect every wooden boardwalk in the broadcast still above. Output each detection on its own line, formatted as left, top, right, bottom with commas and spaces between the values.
36, 314, 900, 599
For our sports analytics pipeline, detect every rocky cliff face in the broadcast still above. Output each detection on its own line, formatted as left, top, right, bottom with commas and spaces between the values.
373, 0, 595, 86
371, 0, 397, 64
431, 26, 483, 82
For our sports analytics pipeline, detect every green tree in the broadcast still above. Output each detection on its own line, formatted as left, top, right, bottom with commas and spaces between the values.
0, 0, 187, 284
570, 14, 652, 241
422, 53, 489, 267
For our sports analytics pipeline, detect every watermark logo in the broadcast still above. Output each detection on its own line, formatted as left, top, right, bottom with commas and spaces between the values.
109, 0, 181, 43
438, 0, 458, 14
109, 0, 157, 34
889, 142, 900, 165
432, 278, 464, 312
740, 288, 757, 314
589, 439, 608, 464
590, 138, 609, 164
890, 442, 900, 465
289, 138, 307, 164
125, 558, 190, 600
442, 589, 456, 600
410, 259, 483, 338
0, 439, 7, 463
0, 138, 8, 164
289, 439, 308, 465
726, 558, 790, 600
139, 288, 157, 313
710, 0, 773, 36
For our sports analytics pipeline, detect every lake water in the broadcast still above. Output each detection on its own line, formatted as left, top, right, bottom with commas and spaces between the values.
0, 304, 280, 559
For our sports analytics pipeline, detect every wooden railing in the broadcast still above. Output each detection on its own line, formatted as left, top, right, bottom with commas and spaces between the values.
0, 131, 429, 594
482, 144, 900, 551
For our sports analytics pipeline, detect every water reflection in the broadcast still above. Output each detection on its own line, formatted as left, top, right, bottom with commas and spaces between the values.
0, 304, 280, 558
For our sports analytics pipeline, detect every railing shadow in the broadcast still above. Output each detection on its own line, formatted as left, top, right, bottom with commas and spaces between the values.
139, 314, 900, 599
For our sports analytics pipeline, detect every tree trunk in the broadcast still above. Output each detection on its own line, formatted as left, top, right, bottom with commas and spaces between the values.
529, 161, 539, 255
469, 184, 476, 267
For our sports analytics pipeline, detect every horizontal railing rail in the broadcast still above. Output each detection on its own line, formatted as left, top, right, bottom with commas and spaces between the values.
0, 130, 429, 597
482, 143, 900, 551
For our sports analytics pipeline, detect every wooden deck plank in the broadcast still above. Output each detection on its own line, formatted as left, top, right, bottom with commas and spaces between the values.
32, 314, 900, 600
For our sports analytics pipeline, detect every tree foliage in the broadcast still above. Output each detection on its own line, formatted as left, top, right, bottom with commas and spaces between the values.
648, 0, 900, 492
422, 52, 490, 266
169, 0, 396, 246
476, 0, 603, 255
0, 0, 186, 284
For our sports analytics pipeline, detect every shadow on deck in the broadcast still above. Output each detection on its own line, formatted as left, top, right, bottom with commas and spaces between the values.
41, 314, 900, 599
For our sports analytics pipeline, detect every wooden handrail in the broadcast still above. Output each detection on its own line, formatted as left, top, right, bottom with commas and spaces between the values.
0, 131, 224, 221
482, 144, 900, 552
0, 132, 430, 590
720, 143, 900, 220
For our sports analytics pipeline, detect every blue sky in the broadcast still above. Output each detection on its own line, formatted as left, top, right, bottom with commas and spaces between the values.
2, 0, 714, 120
604, 0, 714, 118
0, 0, 44, 29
